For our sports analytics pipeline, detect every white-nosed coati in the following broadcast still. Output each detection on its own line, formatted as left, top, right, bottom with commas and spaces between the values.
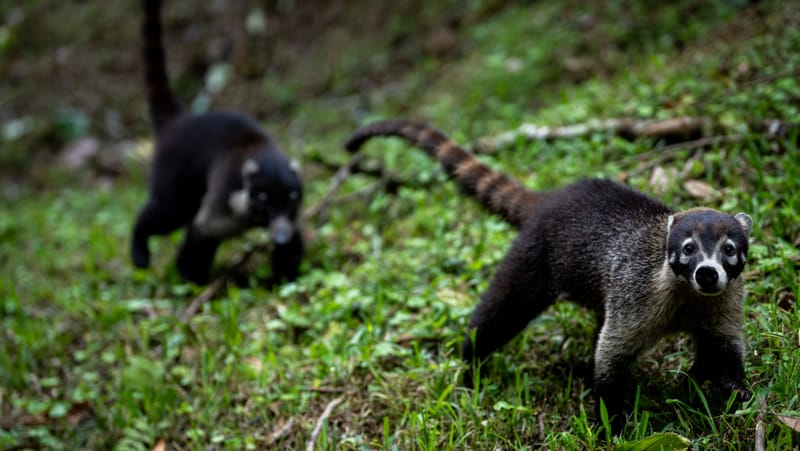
345, 119, 753, 422
131, 0, 304, 285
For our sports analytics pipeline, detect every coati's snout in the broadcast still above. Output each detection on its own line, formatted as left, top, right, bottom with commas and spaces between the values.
667, 209, 752, 296
240, 157, 303, 244
694, 265, 722, 293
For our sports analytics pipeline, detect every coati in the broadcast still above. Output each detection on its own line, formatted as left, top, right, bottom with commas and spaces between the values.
345, 119, 753, 421
131, 0, 304, 285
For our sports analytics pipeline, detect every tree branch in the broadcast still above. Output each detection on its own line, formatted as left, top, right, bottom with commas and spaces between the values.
473, 117, 709, 153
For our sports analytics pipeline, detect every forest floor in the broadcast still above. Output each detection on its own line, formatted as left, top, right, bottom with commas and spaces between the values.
1, 0, 799, 449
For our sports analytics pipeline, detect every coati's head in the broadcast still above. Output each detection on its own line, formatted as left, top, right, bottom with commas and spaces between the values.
666, 208, 752, 296
231, 154, 302, 244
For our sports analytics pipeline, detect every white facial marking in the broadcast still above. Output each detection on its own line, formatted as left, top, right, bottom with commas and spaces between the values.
689, 234, 730, 295
242, 158, 259, 178
679, 238, 694, 265
691, 260, 727, 295
290, 158, 301, 173
723, 239, 739, 266
229, 189, 250, 216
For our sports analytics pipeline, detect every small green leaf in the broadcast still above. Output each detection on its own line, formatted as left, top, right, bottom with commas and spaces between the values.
492, 400, 530, 412
48, 402, 70, 418
616, 432, 691, 451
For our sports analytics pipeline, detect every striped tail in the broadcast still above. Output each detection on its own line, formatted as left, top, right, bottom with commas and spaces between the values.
142, 0, 181, 132
345, 119, 541, 228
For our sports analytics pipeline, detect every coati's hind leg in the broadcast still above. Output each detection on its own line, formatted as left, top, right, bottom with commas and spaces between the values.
175, 226, 221, 285
461, 238, 557, 383
270, 228, 304, 282
132, 200, 189, 268
690, 330, 750, 401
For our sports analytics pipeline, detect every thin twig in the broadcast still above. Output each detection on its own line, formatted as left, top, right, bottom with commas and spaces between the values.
304, 386, 350, 394
304, 152, 364, 223
754, 396, 767, 451
621, 134, 747, 176
649, 134, 747, 156
265, 418, 295, 447
308, 152, 424, 193
306, 396, 345, 451
181, 278, 225, 321
180, 243, 269, 321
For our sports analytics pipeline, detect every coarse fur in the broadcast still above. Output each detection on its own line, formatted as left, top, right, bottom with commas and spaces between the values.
131, 0, 304, 285
345, 119, 753, 424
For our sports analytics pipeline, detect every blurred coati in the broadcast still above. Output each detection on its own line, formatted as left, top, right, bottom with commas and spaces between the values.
345, 119, 753, 421
131, 0, 304, 284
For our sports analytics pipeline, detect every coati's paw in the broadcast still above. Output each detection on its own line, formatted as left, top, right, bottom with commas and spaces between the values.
461, 367, 474, 389
131, 245, 150, 268
176, 263, 210, 285
722, 379, 752, 402
733, 385, 752, 402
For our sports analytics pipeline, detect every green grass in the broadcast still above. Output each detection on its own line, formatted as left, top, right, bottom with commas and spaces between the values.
2, 0, 800, 449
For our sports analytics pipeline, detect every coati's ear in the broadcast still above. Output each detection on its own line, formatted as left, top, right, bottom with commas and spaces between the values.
289, 158, 301, 174
242, 158, 259, 179
734, 212, 753, 237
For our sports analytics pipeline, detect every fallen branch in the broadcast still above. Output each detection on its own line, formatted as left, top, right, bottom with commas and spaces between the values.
473, 117, 709, 153
307, 152, 423, 193
306, 396, 345, 451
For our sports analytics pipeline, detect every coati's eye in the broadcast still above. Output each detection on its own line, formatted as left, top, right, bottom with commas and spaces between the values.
682, 242, 696, 255
288, 191, 299, 200
257, 192, 268, 202
723, 243, 736, 256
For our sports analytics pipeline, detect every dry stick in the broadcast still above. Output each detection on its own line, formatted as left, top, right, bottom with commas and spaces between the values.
306, 396, 345, 451
181, 152, 364, 321
180, 242, 269, 321
308, 152, 426, 193
754, 396, 767, 451
265, 418, 296, 447
473, 117, 709, 153
304, 152, 364, 222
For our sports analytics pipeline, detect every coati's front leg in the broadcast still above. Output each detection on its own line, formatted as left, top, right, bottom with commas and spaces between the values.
175, 226, 221, 285
461, 239, 556, 383
132, 200, 190, 268
270, 228, 304, 282
691, 330, 750, 401
592, 317, 655, 422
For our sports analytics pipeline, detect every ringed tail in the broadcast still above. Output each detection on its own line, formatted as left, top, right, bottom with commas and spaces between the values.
142, 0, 181, 132
345, 119, 540, 228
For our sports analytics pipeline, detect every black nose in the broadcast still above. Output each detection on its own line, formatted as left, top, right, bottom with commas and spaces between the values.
695, 266, 719, 290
